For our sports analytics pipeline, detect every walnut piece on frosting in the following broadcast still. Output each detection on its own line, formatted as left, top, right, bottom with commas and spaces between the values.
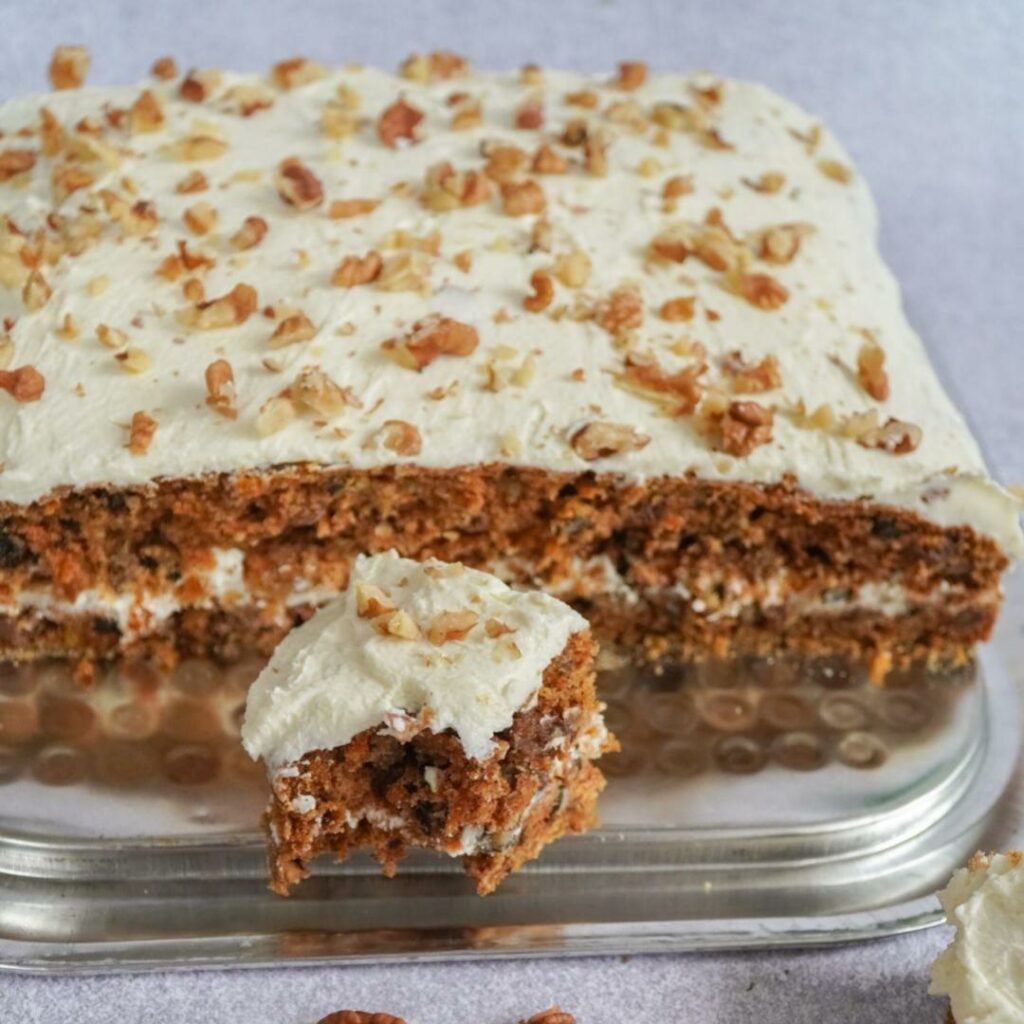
331, 251, 383, 287
377, 98, 424, 147
205, 359, 238, 419
378, 419, 423, 456
126, 411, 157, 455
276, 158, 324, 210
857, 337, 889, 401
0, 366, 45, 403
178, 283, 258, 330
381, 315, 479, 370
570, 421, 650, 460
710, 400, 774, 456
49, 45, 90, 90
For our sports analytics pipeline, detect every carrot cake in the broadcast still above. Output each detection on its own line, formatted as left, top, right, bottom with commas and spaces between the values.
930, 850, 1024, 1024
0, 48, 1019, 670
241, 550, 611, 894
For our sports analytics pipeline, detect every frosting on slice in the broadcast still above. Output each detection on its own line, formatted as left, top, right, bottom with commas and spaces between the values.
241, 549, 588, 767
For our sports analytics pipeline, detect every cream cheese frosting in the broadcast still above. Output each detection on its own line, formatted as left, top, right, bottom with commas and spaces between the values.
931, 851, 1024, 1023
240, 549, 588, 767
0, 57, 1019, 554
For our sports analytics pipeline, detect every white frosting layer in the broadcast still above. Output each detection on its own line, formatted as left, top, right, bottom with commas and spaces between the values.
241, 550, 588, 766
0, 61, 1019, 555
931, 851, 1024, 1023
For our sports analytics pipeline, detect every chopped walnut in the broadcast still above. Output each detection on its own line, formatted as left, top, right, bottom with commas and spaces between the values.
483, 144, 529, 183
817, 158, 853, 183
291, 366, 355, 417
846, 410, 921, 454
375, 251, 431, 293
151, 56, 177, 80
382, 315, 479, 370
649, 221, 747, 273
0, 366, 45, 403
204, 358, 237, 419
583, 130, 609, 176
501, 179, 546, 216
166, 132, 227, 162
225, 83, 275, 117
126, 411, 157, 455
115, 347, 151, 374
857, 337, 889, 401
427, 609, 478, 644
484, 618, 515, 638
662, 174, 694, 207
369, 609, 421, 641
606, 99, 649, 134
377, 419, 423, 456
570, 420, 650, 460
514, 95, 544, 130
175, 170, 208, 194
739, 273, 788, 310
566, 89, 599, 108
99, 191, 159, 237
660, 296, 695, 322
612, 61, 648, 91
532, 143, 568, 174
520, 1009, 576, 1024
269, 313, 317, 348
356, 582, 395, 619
95, 323, 127, 349
22, 269, 52, 311
276, 157, 324, 210
230, 215, 269, 250
0, 149, 36, 182
710, 400, 774, 456
178, 283, 258, 330
331, 251, 383, 287
400, 51, 468, 82
322, 97, 359, 139
377, 98, 424, 147
597, 285, 643, 339
328, 198, 380, 219
722, 351, 782, 393
49, 45, 90, 90
617, 352, 704, 414
743, 171, 786, 194
52, 164, 95, 201
552, 250, 592, 288
183, 201, 218, 236
450, 96, 482, 131
128, 89, 164, 133
256, 395, 295, 436
523, 269, 554, 312
179, 68, 222, 102
271, 57, 326, 90
421, 161, 493, 211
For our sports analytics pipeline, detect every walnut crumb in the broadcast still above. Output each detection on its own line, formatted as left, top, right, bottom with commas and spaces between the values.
175, 170, 208, 194
382, 315, 479, 370
817, 158, 853, 184
332, 251, 383, 287
49, 45, 90, 90
421, 161, 493, 211
377, 98, 424, 147
183, 201, 218, 236
128, 90, 165, 133
126, 411, 157, 455
514, 95, 544, 130
0, 149, 36, 182
0, 366, 45, 403
178, 283, 258, 330
151, 56, 177, 80
378, 419, 422, 456
231, 215, 269, 250
269, 313, 317, 348
485, 618, 515, 638
276, 157, 324, 210
328, 198, 381, 219
660, 296, 695, 322
612, 61, 648, 91
256, 395, 295, 436
743, 171, 786, 194
523, 270, 554, 312
356, 582, 395, 619
722, 351, 782, 393
271, 57, 326, 90
428, 610, 478, 644
291, 366, 355, 418
710, 400, 774, 456
205, 358, 237, 419
856, 337, 889, 401
848, 410, 921, 454
598, 285, 643, 339
115, 347, 151, 374
739, 272, 788, 310
570, 420, 650, 460
501, 179, 546, 216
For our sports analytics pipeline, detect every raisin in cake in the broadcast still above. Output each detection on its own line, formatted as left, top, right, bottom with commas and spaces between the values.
0, 49, 1019, 671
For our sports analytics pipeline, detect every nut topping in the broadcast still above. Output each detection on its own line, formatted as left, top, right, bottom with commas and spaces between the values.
275, 157, 324, 210
710, 400, 774, 456
178, 283, 258, 330
377, 99, 424, 147
612, 61, 648, 91
151, 56, 177, 80
230, 215, 269, 250
848, 411, 921, 454
513, 96, 544, 130
49, 45, 90, 90
328, 198, 381, 219
331, 251, 383, 287
421, 162, 493, 211
427, 610, 478, 644
722, 351, 782, 393
857, 338, 889, 401
290, 366, 355, 418
501, 179, 546, 216
617, 352, 704, 414
382, 315, 479, 370
269, 313, 317, 348
0, 366, 45, 403
355, 582, 395, 619
0, 149, 36, 182
570, 420, 650, 460
378, 419, 422, 456
523, 270, 554, 312
270, 57, 326, 90
738, 272, 788, 310
128, 90, 165, 133
126, 411, 157, 455
205, 359, 238, 419
659, 296, 695, 322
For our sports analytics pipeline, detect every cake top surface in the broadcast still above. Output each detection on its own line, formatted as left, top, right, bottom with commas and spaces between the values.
0, 50, 1019, 553
240, 549, 589, 767
930, 850, 1024, 1023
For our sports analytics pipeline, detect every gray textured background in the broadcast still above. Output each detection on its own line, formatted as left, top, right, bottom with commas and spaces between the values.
2, 0, 1021, 1020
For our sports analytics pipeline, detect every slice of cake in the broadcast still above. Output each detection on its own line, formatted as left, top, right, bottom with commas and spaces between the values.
0, 48, 1018, 671
241, 550, 612, 895
930, 850, 1024, 1023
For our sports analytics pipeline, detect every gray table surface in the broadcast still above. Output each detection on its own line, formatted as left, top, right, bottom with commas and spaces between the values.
1, 0, 1021, 1020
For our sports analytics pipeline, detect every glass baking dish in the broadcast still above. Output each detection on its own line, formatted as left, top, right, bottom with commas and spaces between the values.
0, 581, 1020, 974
